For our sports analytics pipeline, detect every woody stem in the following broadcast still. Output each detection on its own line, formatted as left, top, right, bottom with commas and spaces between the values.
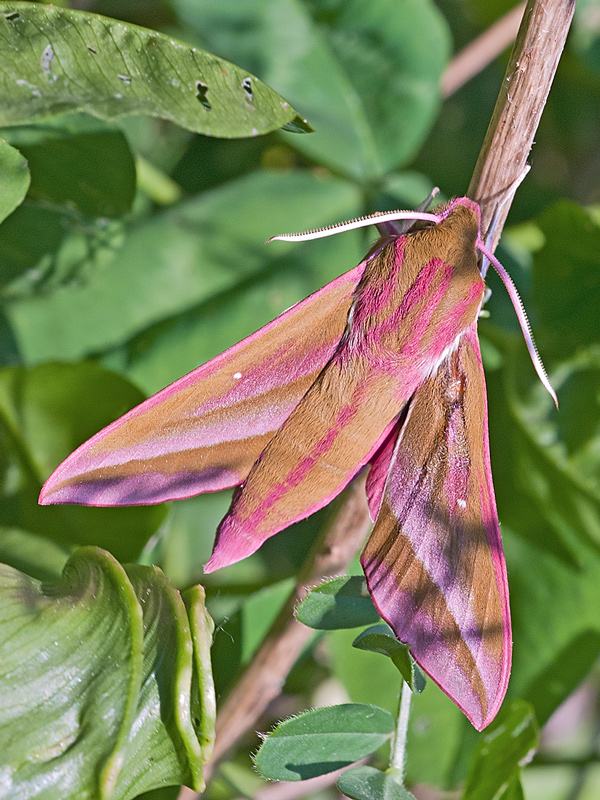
468, 0, 576, 242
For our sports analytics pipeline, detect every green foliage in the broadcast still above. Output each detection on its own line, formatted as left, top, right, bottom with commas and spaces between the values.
0, 362, 166, 561
351, 625, 426, 693
0, 547, 215, 799
254, 704, 395, 781
295, 575, 381, 629
0, 138, 29, 223
462, 700, 538, 800
0, 0, 598, 798
0, 2, 307, 135
337, 766, 417, 800
172, 0, 449, 179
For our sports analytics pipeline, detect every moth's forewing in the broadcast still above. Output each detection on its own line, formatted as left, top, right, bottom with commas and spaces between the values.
206, 204, 486, 572
361, 328, 511, 730
39, 265, 365, 507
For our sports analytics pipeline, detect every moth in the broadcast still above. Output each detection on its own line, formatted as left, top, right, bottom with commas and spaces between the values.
40, 194, 556, 730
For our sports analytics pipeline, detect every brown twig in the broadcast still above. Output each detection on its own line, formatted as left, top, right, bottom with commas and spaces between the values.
468, 0, 577, 242
441, 3, 526, 98
179, 476, 371, 799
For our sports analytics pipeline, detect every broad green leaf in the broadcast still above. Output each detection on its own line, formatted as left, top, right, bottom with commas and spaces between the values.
0, 548, 215, 799
337, 766, 417, 800
0, 119, 136, 284
295, 575, 381, 630
172, 0, 450, 179
0, 137, 29, 223
254, 704, 395, 781
462, 700, 538, 800
6, 170, 362, 364
0, 547, 144, 800
482, 345, 600, 565
134, 789, 180, 800
553, 363, 600, 488
497, 775, 525, 800
0, 201, 69, 290
0, 3, 308, 137
504, 531, 600, 728
481, 324, 600, 744
352, 625, 426, 694
0, 362, 165, 561
17, 128, 136, 218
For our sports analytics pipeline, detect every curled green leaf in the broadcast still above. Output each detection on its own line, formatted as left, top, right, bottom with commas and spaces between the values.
0, 547, 215, 799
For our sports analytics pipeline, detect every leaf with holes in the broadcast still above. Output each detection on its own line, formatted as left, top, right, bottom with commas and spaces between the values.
0, 2, 309, 137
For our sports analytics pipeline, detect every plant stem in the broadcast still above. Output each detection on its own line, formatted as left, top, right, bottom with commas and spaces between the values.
389, 681, 413, 784
468, 0, 576, 242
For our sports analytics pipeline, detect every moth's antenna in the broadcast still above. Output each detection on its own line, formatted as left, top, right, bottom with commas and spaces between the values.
267, 209, 441, 243
478, 240, 558, 408
475, 165, 555, 404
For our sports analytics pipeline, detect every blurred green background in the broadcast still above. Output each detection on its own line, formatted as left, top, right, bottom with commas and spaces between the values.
1, 0, 600, 798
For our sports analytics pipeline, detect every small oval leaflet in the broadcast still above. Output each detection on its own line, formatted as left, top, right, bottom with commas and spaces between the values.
254, 703, 395, 782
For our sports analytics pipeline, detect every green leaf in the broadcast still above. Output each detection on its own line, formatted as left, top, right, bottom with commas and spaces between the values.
484, 345, 600, 565
0, 362, 166, 561
329, 627, 465, 787
182, 585, 217, 766
254, 704, 395, 781
0, 137, 29, 223
17, 127, 136, 218
114, 568, 214, 797
503, 532, 600, 728
533, 201, 600, 362
0, 201, 68, 290
0, 2, 308, 137
337, 766, 417, 800
7, 169, 361, 365
295, 575, 381, 630
352, 625, 426, 694
0, 547, 144, 800
462, 700, 538, 800
173, 0, 450, 179
0, 548, 215, 799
